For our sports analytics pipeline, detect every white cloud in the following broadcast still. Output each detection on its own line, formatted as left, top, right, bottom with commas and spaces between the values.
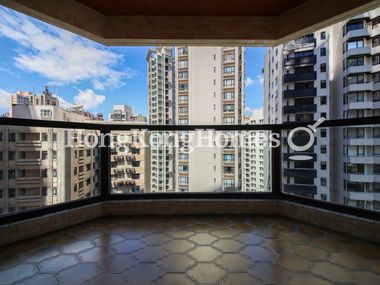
0, 7, 134, 90
0, 89, 11, 110
244, 106, 263, 116
256, 74, 264, 85
245, 77, 254, 87
73, 89, 105, 110
245, 74, 264, 88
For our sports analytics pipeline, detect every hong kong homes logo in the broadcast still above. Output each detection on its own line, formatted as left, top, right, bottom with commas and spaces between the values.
287, 117, 326, 161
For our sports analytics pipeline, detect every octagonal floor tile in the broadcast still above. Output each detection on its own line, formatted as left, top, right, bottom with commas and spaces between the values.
58, 263, 101, 284
211, 229, 238, 239
153, 273, 196, 285
213, 239, 244, 253
329, 252, 370, 270
288, 273, 332, 285
61, 240, 94, 254
133, 246, 167, 262
216, 253, 253, 272
83, 274, 127, 285
13, 274, 58, 285
353, 271, 380, 285
124, 263, 163, 285
158, 254, 195, 273
235, 233, 265, 245
292, 245, 328, 261
275, 254, 312, 272
142, 234, 171, 245
101, 254, 137, 273
112, 240, 144, 254
188, 233, 218, 245
249, 262, 290, 284
241, 246, 276, 262
39, 255, 78, 273
0, 264, 36, 284
220, 273, 264, 285
188, 246, 222, 262
165, 240, 195, 253
186, 263, 227, 284
311, 262, 354, 283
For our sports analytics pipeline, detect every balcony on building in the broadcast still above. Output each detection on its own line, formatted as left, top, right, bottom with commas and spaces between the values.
284, 71, 316, 82
283, 103, 317, 114
283, 87, 317, 99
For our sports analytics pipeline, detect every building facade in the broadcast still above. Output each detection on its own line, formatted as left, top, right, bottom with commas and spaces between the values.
174, 47, 245, 192
264, 8, 380, 210
0, 90, 100, 215
146, 47, 175, 192
109, 105, 150, 193
242, 109, 268, 192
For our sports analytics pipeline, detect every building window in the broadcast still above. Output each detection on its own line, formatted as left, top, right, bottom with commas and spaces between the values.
373, 72, 380, 83
223, 154, 235, 162
321, 145, 327, 154
42, 133, 48, 141
321, 161, 327, 170
320, 31, 326, 40
223, 104, 234, 112
41, 187, 48, 196
347, 39, 364, 50
320, 80, 327, 88
8, 151, 15, 160
373, 35, 380, 48
8, 170, 15, 179
178, 83, 188, 91
374, 91, 380, 102
223, 53, 235, 62
178, 60, 188, 68
8, 133, 15, 142
320, 129, 327, 137
223, 79, 234, 87
41, 169, 48, 178
179, 177, 188, 185
320, 96, 327, 105
223, 117, 235, 124
52, 133, 57, 142
223, 179, 235, 188
320, 47, 326, 56
178, 95, 188, 102
223, 92, 234, 100
321, 178, 327, 186
347, 56, 364, 67
178, 71, 188, 79
320, 63, 326, 72
178, 165, 188, 173
224, 66, 235, 74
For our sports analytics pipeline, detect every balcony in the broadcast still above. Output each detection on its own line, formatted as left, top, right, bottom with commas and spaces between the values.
284, 55, 316, 66
346, 47, 371, 57
284, 152, 317, 161
345, 27, 371, 40
283, 104, 317, 114
283, 184, 317, 196
284, 168, 317, 178
283, 88, 316, 99
283, 71, 316, 82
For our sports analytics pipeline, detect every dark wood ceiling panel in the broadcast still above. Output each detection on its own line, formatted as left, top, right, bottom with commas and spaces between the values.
76, 0, 307, 16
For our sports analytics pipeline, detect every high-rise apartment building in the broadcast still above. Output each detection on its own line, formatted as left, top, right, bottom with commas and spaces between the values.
0, 89, 100, 215
174, 47, 245, 192
109, 105, 150, 193
264, 8, 380, 210
242, 109, 268, 192
146, 47, 175, 192
332, 9, 380, 210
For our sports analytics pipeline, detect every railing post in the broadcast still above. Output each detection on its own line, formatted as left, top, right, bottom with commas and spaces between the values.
100, 127, 111, 199
271, 130, 282, 197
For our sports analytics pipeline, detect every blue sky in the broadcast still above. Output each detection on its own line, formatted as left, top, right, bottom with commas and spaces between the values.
0, 5, 266, 118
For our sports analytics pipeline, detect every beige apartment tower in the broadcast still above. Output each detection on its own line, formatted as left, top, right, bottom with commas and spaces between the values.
174, 47, 245, 192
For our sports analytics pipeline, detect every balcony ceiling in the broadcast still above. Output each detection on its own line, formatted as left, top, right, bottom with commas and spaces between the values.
0, 0, 379, 45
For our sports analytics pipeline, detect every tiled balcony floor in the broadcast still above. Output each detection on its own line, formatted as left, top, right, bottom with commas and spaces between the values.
0, 215, 380, 285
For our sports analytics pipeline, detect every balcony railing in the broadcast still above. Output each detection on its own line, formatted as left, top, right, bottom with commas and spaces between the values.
284, 72, 316, 82
1, 116, 380, 224
283, 88, 317, 99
